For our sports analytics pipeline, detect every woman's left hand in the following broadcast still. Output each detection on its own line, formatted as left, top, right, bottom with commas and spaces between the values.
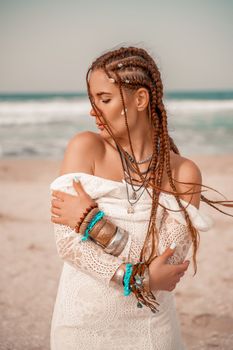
51, 177, 97, 229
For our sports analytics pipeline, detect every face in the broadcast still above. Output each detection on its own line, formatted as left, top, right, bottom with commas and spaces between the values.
88, 69, 137, 139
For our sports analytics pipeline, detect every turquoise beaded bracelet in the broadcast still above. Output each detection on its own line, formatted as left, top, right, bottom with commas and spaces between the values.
123, 263, 133, 296
81, 210, 105, 241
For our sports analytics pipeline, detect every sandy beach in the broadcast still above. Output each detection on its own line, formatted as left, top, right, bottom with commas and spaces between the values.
0, 155, 233, 350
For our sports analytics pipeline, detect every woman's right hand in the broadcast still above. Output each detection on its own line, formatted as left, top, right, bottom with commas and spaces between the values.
51, 178, 97, 229
149, 245, 190, 292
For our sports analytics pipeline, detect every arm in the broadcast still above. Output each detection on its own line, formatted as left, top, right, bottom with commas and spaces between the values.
53, 222, 126, 285
51, 132, 128, 286
148, 158, 204, 289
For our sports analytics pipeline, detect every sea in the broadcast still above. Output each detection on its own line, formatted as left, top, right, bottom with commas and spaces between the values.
0, 91, 232, 158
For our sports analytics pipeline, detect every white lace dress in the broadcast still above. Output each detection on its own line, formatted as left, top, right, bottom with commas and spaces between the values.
50, 172, 213, 350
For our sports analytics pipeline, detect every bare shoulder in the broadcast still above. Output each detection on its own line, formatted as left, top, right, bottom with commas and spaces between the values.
171, 152, 202, 208
60, 131, 104, 176
172, 153, 202, 183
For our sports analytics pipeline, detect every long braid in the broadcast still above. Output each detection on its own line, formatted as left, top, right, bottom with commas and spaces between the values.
140, 83, 162, 264
155, 72, 200, 271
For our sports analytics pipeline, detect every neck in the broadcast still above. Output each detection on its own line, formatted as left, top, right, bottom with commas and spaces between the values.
117, 113, 154, 161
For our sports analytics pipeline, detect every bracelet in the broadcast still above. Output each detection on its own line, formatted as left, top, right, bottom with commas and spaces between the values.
78, 207, 129, 257
91, 219, 116, 247
109, 265, 125, 292
123, 263, 133, 296
130, 261, 149, 293
104, 227, 129, 256
86, 217, 107, 241
81, 211, 105, 241
110, 263, 135, 293
79, 209, 115, 247
79, 207, 100, 234
110, 261, 159, 313
129, 261, 160, 313
75, 203, 98, 233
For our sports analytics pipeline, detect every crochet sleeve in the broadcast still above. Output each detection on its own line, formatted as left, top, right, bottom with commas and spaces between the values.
127, 199, 214, 265
155, 195, 214, 264
53, 222, 139, 287
156, 210, 193, 264
124, 211, 194, 266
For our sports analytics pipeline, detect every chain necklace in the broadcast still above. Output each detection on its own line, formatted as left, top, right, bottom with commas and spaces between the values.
117, 144, 157, 214
123, 155, 159, 212
123, 147, 159, 193
124, 154, 155, 175
124, 172, 152, 213
125, 151, 153, 164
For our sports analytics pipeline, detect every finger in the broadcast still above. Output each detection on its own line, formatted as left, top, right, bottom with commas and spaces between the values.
161, 243, 176, 262
176, 271, 185, 279
51, 198, 63, 209
52, 190, 65, 200
176, 260, 190, 273
183, 260, 190, 270
183, 260, 190, 265
51, 207, 61, 216
73, 177, 85, 195
168, 284, 176, 292
51, 215, 64, 224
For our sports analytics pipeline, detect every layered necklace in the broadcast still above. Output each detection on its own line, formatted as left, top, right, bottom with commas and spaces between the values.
116, 144, 159, 214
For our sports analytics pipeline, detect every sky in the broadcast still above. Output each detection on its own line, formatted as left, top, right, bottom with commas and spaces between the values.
0, 0, 233, 92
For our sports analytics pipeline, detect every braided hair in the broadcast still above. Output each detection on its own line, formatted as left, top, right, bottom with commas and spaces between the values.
86, 46, 233, 273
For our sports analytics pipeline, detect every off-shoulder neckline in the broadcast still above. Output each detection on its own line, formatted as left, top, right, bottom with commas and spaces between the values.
56, 171, 192, 201
51, 172, 213, 231
59, 171, 134, 186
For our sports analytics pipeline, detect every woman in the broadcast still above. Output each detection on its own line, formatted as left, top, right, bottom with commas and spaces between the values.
50, 46, 229, 349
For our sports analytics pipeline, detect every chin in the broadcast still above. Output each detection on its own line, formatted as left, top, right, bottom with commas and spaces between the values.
98, 127, 122, 140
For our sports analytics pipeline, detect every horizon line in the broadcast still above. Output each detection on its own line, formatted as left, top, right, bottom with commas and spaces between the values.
0, 89, 233, 95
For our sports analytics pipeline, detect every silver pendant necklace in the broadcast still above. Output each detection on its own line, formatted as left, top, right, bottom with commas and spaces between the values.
117, 145, 155, 214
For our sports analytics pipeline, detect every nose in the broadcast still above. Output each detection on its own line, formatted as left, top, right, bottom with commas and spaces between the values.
90, 107, 96, 117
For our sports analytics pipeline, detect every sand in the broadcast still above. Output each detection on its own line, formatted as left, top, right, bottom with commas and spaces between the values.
0, 156, 233, 350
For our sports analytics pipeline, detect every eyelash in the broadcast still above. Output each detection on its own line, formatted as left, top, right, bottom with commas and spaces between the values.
101, 99, 111, 104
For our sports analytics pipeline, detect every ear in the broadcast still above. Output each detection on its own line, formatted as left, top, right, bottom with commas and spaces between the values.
135, 88, 149, 112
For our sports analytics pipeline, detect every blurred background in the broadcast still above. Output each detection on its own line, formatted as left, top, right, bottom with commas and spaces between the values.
0, 1, 233, 350
0, 0, 233, 158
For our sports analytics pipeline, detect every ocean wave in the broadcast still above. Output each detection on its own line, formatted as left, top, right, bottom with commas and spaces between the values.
166, 99, 233, 112
0, 99, 90, 125
1, 126, 232, 158
1, 98, 233, 126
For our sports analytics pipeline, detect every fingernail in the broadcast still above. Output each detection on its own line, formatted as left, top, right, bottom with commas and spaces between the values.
170, 242, 176, 250
74, 176, 80, 183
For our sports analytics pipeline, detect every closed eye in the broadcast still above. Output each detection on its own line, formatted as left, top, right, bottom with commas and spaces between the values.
101, 99, 111, 103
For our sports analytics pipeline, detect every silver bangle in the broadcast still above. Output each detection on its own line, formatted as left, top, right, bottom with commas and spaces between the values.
104, 227, 124, 254
112, 231, 129, 256
104, 227, 129, 256
109, 265, 125, 291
